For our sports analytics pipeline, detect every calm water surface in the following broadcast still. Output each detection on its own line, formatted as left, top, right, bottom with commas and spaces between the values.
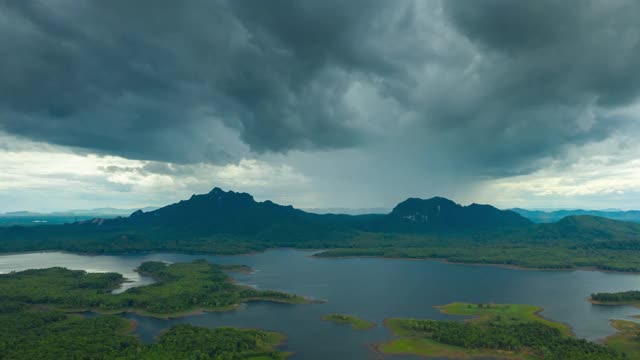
2, 249, 640, 359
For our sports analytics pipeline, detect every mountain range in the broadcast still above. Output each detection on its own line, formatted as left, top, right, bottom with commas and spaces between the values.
0, 207, 158, 218
2, 187, 640, 271
511, 208, 640, 224
94, 188, 531, 235
0, 207, 159, 226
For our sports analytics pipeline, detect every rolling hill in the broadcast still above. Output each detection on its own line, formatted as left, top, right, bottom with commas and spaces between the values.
511, 208, 640, 224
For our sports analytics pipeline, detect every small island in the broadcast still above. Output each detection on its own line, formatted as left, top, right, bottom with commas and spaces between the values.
0, 259, 309, 318
378, 302, 624, 359
322, 313, 375, 330
589, 291, 640, 307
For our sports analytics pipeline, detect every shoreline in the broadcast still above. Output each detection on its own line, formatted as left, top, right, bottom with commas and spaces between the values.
65, 294, 320, 320
530, 307, 576, 338
426, 304, 575, 337
587, 298, 640, 308
3, 247, 639, 275
377, 304, 579, 359
312, 252, 640, 275
0, 247, 322, 259
375, 319, 520, 360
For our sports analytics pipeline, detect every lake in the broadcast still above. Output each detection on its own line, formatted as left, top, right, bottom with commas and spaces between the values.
2, 249, 640, 359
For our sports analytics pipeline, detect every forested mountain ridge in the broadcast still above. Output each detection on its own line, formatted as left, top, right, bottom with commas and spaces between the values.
85, 188, 531, 234
2, 188, 640, 272
368, 196, 531, 232
100, 187, 317, 233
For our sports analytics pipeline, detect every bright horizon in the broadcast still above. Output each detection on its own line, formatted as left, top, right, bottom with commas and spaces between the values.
1, 186, 638, 214
2, 1, 640, 212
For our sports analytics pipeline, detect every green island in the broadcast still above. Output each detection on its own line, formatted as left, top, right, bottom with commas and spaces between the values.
0, 302, 287, 359
0, 260, 304, 358
378, 302, 627, 359
0, 259, 308, 317
321, 313, 375, 330
589, 291, 640, 306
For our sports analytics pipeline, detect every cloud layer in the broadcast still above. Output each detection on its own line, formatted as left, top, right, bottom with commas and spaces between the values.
1, 0, 640, 210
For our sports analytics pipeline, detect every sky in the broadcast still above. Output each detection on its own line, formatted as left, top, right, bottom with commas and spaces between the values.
1, 0, 640, 212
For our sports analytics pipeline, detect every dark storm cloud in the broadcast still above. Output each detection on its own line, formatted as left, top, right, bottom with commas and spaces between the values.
442, 0, 640, 106
423, 0, 640, 174
0, 0, 401, 162
1, 0, 639, 176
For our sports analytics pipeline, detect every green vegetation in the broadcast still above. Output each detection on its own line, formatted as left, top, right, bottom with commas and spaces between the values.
3, 188, 640, 273
590, 291, 640, 305
0, 260, 308, 317
0, 305, 287, 359
0, 260, 297, 358
379, 302, 625, 359
606, 320, 640, 360
313, 219, 640, 272
145, 325, 287, 359
436, 302, 572, 336
321, 313, 375, 330
0, 221, 355, 255
5, 223, 640, 273
379, 337, 532, 360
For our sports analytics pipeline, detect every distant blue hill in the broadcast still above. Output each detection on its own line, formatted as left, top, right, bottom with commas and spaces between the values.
510, 208, 640, 223
0, 207, 158, 226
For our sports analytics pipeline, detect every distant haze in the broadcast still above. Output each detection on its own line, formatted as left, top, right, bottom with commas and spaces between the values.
303, 208, 391, 216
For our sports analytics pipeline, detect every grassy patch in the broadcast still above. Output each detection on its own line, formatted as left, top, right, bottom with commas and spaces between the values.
380, 302, 623, 359
606, 320, 640, 359
378, 337, 534, 359
436, 302, 572, 337
322, 313, 375, 330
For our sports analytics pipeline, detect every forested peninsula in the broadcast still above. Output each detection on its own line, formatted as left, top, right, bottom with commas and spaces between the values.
0, 258, 310, 359
0, 259, 307, 317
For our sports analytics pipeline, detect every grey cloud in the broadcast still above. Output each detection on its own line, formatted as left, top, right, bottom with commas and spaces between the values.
442, 0, 640, 106
382, 0, 640, 175
141, 162, 176, 176
101, 165, 143, 175
0, 0, 391, 162
1, 0, 639, 179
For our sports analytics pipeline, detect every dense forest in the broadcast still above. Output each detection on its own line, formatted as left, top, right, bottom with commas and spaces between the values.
0, 304, 286, 359
591, 290, 640, 304
0, 260, 306, 316
383, 303, 629, 360
390, 319, 623, 359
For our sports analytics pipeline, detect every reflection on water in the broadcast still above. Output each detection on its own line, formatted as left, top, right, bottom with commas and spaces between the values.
0, 251, 156, 293
2, 249, 640, 359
